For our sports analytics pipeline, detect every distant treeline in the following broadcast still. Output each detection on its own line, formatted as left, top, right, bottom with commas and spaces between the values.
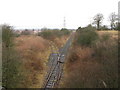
38, 28, 71, 40
77, 24, 120, 31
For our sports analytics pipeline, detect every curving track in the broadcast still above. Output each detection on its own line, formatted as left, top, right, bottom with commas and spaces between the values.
42, 33, 74, 89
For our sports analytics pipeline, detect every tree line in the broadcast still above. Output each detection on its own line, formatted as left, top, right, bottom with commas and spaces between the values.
92, 13, 120, 30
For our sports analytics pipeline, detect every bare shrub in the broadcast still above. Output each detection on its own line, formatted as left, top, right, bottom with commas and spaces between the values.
15, 35, 50, 88
61, 31, 118, 88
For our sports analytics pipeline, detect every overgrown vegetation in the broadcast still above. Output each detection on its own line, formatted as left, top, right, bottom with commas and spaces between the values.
2, 25, 23, 88
38, 29, 71, 48
60, 26, 118, 88
38, 29, 70, 39
14, 35, 51, 88
2, 25, 71, 88
75, 29, 99, 47
1, 25, 49, 88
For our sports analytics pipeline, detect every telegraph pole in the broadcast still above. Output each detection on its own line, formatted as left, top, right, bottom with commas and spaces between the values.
118, 1, 120, 30
118, 1, 120, 23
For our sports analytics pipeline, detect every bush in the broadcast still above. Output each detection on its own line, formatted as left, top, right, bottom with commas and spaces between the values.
77, 24, 96, 32
76, 29, 99, 47
38, 30, 55, 40
61, 28, 71, 35
2, 25, 23, 88
15, 35, 51, 88
38, 29, 70, 41
2, 25, 13, 47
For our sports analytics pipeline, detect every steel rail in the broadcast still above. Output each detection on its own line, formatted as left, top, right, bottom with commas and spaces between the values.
43, 33, 74, 89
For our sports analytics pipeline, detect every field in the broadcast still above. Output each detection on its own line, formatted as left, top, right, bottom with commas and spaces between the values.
98, 30, 118, 39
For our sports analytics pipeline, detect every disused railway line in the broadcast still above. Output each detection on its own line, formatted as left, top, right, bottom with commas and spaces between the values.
42, 33, 73, 89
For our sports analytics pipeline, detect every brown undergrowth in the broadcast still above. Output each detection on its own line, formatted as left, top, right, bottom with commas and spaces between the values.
14, 35, 50, 88
60, 30, 118, 88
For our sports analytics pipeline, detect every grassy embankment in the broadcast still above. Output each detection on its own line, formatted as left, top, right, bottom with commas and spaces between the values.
14, 29, 71, 88
60, 28, 118, 88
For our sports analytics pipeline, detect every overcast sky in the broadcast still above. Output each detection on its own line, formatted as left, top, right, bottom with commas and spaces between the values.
0, 0, 119, 29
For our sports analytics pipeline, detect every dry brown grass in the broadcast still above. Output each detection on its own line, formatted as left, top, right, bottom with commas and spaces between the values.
14, 35, 51, 88
97, 30, 118, 39
15, 35, 49, 52
53, 35, 68, 48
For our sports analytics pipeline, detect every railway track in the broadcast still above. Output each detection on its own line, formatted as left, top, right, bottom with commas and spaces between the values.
42, 33, 73, 89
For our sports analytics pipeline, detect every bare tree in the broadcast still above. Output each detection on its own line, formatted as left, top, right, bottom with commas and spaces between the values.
93, 13, 104, 30
109, 12, 116, 30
